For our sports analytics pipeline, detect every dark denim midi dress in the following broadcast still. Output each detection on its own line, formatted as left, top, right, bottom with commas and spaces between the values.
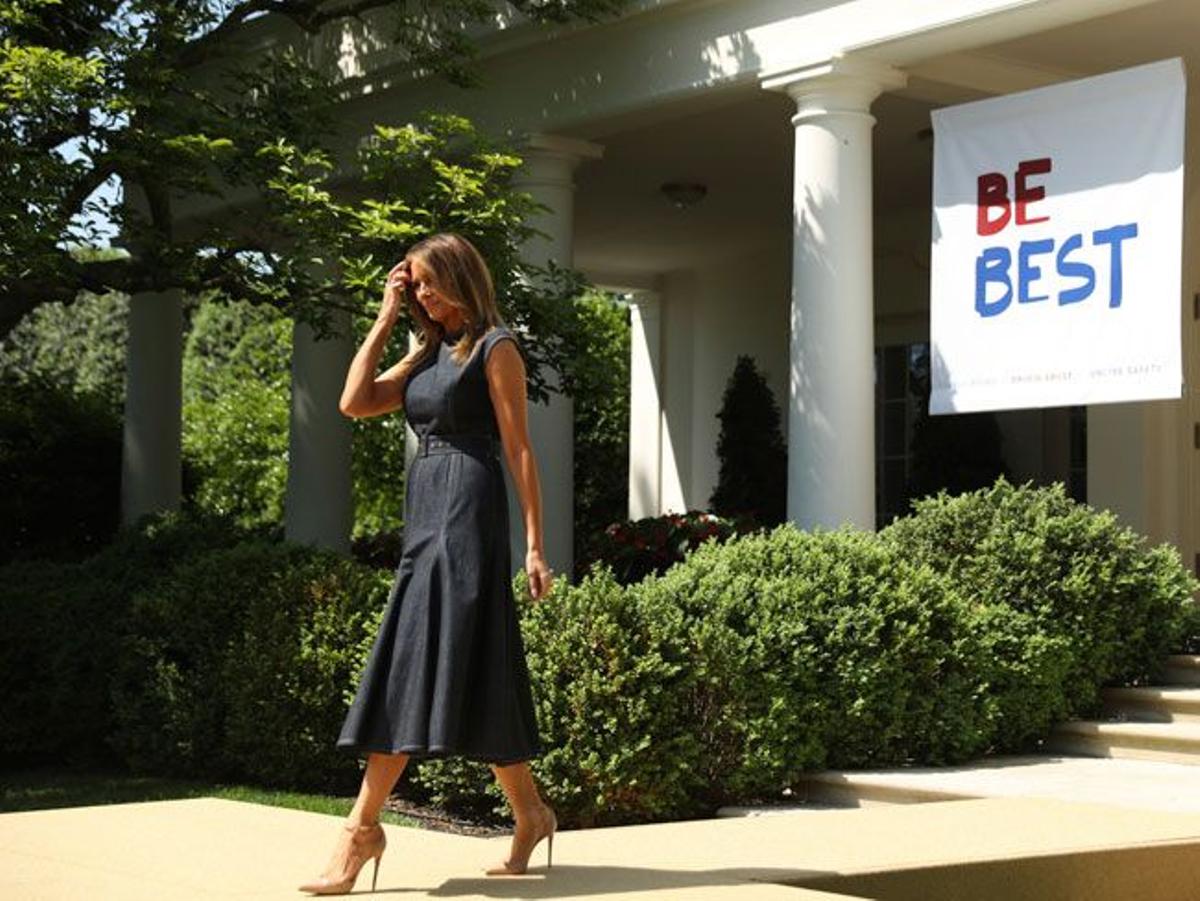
335, 324, 543, 765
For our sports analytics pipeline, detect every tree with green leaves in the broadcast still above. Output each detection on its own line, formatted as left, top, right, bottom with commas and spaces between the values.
0, 0, 627, 394
709, 354, 787, 528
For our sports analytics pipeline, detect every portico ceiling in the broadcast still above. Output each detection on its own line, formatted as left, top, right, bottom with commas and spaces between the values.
566, 0, 1198, 287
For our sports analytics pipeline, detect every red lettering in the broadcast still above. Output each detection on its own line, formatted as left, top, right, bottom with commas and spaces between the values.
976, 172, 1011, 237
1015, 157, 1052, 226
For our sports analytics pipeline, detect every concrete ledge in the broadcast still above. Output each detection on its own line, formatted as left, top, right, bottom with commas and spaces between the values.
793, 754, 1200, 815
5, 794, 1200, 899
1101, 686, 1200, 722
1048, 720, 1200, 763
1164, 655, 1200, 685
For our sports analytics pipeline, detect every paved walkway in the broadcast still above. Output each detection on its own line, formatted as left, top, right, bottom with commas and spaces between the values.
5, 793, 1200, 899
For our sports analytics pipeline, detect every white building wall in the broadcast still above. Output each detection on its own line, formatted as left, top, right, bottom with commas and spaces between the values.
653, 242, 790, 515
687, 243, 791, 509
1177, 90, 1200, 573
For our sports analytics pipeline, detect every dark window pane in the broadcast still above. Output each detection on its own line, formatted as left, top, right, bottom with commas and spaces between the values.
1069, 468, 1087, 504
885, 458, 906, 515
907, 343, 931, 398
884, 402, 907, 456
1069, 406, 1087, 468
884, 345, 906, 401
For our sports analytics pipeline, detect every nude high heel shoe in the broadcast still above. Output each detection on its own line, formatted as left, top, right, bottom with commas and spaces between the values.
485, 805, 556, 875
298, 821, 386, 895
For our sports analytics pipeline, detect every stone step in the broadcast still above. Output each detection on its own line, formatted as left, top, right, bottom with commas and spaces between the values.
1100, 686, 1200, 722
798, 771, 979, 808
781, 755, 1200, 815
1046, 720, 1200, 764
1162, 655, 1200, 685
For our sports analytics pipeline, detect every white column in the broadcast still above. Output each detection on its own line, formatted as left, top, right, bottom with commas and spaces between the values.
628, 290, 663, 519
1087, 394, 1184, 552
285, 306, 354, 553
763, 57, 906, 532
121, 288, 183, 525
511, 133, 603, 579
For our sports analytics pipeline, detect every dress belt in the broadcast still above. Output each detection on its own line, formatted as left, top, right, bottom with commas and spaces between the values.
418, 432, 500, 458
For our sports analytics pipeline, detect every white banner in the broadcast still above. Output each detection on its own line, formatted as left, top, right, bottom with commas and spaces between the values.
929, 58, 1185, 415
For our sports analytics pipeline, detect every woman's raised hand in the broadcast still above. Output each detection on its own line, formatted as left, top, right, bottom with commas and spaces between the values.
379, 259, 410, 326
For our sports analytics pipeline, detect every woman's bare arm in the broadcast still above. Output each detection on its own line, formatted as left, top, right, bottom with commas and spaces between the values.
339, 262, 409, 419
339, 319, 407, 419
485, 337, 554, 598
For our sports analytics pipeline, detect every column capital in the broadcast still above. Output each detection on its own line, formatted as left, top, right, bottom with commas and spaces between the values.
517, 132, 605, 161
513, 132, 604, 190
762, 55, 907, 120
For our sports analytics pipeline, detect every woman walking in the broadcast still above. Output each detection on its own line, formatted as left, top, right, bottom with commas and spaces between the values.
298, 233, 557, 895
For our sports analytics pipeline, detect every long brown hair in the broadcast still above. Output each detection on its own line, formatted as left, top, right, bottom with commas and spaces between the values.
390, 233, 510, 408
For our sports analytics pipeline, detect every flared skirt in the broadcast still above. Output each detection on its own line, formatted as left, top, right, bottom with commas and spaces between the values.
335, 447, 542, 764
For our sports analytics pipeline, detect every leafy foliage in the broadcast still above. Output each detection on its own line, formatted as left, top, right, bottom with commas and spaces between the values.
0, 288, 128, 416
414, 481, 1199, 826
107, 539, 392, 792
568, 290, 631, 566
881, 478, 1200, 716
0, 370, 122, 563
13, 476, 1194, 829
709, 355, 787, 528
0, 507, 264, 767
1, 0, 628, 399
576, 509, 746, 586
182, 296, 410, 538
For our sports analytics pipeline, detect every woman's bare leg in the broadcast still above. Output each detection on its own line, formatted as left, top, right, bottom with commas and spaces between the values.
310, 752, 409, 883
348, 751, 410, 825
487, 761, 554, 873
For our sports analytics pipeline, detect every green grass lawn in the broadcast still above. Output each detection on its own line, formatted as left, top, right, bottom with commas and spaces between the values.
0, 764, 417, 827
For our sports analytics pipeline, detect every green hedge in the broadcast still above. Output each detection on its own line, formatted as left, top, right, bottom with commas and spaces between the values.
403, 565, 708, 825
412, 480, 1197, 827
0, 372, 123, 564
107, 541, 392, 793
6, 478, 1195, 830
0, 509, 260, 767
881, 478, 1198, 716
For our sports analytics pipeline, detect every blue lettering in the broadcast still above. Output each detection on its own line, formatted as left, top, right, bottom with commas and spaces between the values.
973, 222, 1138, 317
1092, 223, 1138, 308
976, 247, 1012, 317
1056, 233, 1095, 305
1018, 238, 1054, 303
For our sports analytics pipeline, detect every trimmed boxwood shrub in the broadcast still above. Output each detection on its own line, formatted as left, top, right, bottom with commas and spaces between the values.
881, 478, 1200, 720
406, 564, 710, 826
10, 475, 1195, 831
648, 527, 987, 788
408, 480, 1197, 827
0, 508, 259, 768
415, 528, 988, 825
107, 540, 392, 793
0, 372, 123, 565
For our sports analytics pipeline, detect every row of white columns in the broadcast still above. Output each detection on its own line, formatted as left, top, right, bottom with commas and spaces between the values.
119, 57, 902, 560
120, 134, 603, 581
126, 53, 1171, 559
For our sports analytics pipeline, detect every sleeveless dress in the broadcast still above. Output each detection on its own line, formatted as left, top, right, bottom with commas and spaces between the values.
335, 324, 543, 765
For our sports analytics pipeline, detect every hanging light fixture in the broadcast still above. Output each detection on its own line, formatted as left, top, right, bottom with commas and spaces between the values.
660, 181, 708, 210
